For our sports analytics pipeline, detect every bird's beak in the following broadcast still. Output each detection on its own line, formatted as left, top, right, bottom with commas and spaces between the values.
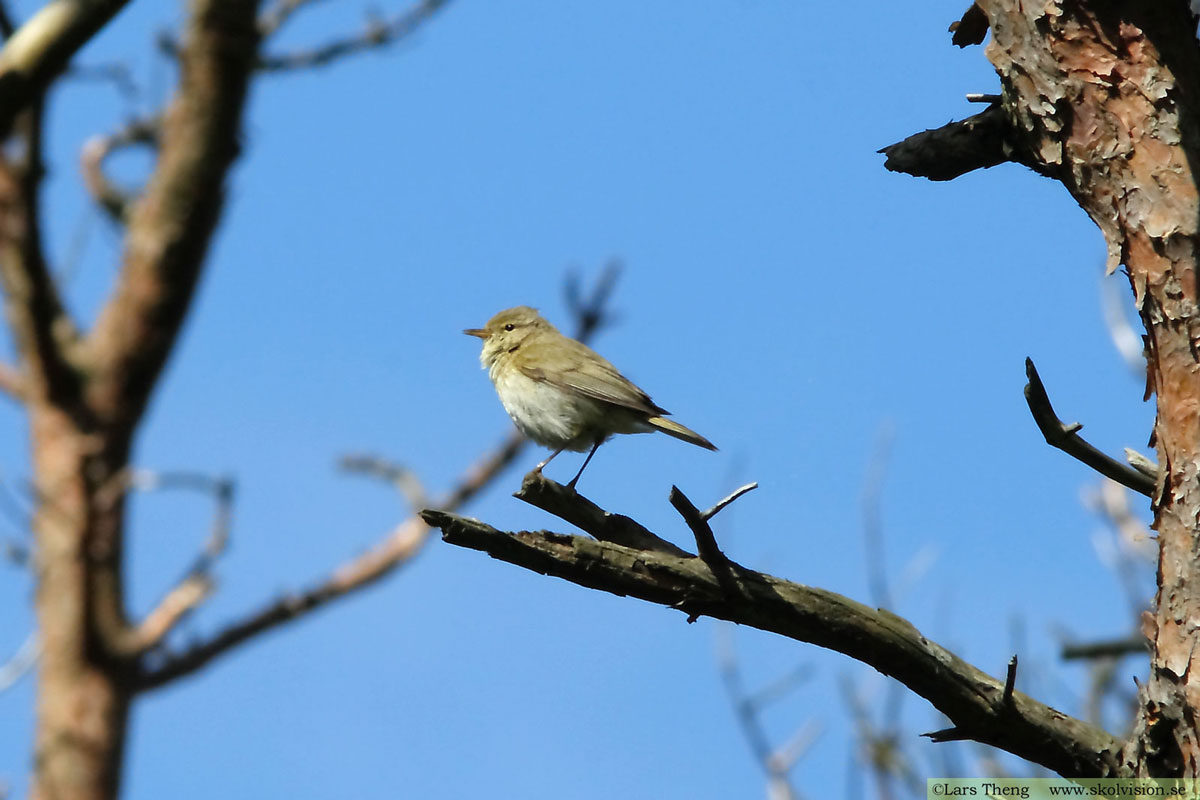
463, 328, 488, 339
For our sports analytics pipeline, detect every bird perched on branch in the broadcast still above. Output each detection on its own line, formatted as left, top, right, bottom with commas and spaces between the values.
464, 306, 716, 489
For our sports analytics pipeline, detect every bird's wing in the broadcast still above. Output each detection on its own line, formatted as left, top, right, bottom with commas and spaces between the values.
518, 336, 669, 416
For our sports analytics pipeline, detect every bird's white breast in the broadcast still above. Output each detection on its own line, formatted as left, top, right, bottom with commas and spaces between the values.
491, 366, 597, 451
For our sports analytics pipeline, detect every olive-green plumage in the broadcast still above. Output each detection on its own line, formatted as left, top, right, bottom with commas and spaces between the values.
465, 306, 715, 488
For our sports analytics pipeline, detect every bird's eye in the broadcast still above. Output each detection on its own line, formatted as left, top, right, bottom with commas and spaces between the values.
504, 324, 515, 331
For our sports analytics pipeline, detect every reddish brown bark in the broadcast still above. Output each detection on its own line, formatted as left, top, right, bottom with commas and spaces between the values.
975, 0, 1200, 774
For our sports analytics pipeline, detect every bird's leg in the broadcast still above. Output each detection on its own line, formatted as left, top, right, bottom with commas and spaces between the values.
566, 440, 604, 490
534, 446, 566, 473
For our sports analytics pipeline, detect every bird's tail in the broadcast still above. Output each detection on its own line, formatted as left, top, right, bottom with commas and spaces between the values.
646, 416, 717, 451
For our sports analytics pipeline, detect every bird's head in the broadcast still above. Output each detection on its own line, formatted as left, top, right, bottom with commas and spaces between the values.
464, 306, 557, 368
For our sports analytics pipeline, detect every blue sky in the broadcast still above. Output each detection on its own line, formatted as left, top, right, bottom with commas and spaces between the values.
0, 2, 1152, 798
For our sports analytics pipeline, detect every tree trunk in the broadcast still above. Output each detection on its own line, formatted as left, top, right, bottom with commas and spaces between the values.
975, 0, 1200, 773
29, 403, 132, 800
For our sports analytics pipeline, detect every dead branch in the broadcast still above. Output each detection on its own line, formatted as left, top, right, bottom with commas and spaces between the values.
256, 0, 451, 72
134, 435, 508, 691
879, 105, 1025, 182
949, 4, 989, 47
425, 483, 1123, 778
0, 0, 131, 136
1062, 637, 1148, 661
0, 96, 81, 405
0, 362, 24, 401
517, 472, 690, 556
80, 116, 159, 225
258, 0, 325, 37
83, 2, 260, 438
106, 471, 236, 655
0, 632, 37, 691
1024, 358, 1155, 497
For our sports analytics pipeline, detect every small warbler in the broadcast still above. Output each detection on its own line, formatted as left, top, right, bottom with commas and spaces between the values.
465, 306, 716, 489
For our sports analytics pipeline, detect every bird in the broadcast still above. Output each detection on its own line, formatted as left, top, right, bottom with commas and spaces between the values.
464, 306, 716, 489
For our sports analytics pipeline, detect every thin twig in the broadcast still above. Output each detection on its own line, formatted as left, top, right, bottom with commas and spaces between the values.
1000, 655, 1018, 708
1024, 358, 1155, 497
0, 632, 38, 691
258, 0, 326, 36
702, 482, 758, 522
1062, 637, 1148, 661
257, 0, 452, 72
340, 454, 430, 512
669, 485, 743, 601
80, 115, 159, 224
0, 362, 24, 401
115, 470, 235, 654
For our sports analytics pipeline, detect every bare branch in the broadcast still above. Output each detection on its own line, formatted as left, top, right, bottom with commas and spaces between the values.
258, 0, 326, 37
0, 632, 37, 691
426, 500, 1123, 778
101, 471, 234, 656
1024, 358, 1155, 497
0, 0, 131, 136
257, 0, 451, 72
0, 95, 81, 404
879, 105, 1027, 182
0, 362, 24, 401
949, 3, 989, 47
1062, 637, 1148, 661
669, 485, 744, 602
80, 116, 159, 225
703, 482, 758, 522
84, 1, 261, 437
517, 471, 690, 556
340, 454, 430, 512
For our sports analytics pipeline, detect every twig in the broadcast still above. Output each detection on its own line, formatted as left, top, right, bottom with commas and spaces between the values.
258, 0, 327, 36
1062, 637, 1148, 661
80, 116, 159, 224
0, 362, 24, 401
427, 510, 1122, 777
0, 632, 38, 691
1024, 358, 1155, 497
114, 471, 235, 654
340, 454, 429, 512
669, 485, 743, 601
64, 62, 140, 102
1001, 655, 1018, 707
703, 482, 758, 522
257, 0, 452, 72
